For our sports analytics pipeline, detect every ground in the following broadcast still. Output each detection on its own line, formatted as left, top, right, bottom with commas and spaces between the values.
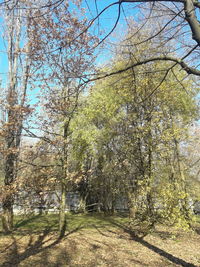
0, 213, 199, 267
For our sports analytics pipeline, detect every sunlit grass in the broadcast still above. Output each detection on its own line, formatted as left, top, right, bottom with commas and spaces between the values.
0, 212, 129, 234
0, 211, 199, 236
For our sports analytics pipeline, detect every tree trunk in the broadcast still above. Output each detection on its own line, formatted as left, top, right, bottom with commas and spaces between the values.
2, 152, 15, 232
79, 195, 87, 213
59, 120, 69, 237
2, 197, 14, 233
59, 181, 67, 237
127, 192, 136, 219
174, 139, 191, 224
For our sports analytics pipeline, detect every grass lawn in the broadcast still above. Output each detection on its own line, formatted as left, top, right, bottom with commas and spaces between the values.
0, 213, 200, 266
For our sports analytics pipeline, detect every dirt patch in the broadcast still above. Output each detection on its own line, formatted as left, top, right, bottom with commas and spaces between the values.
0, 225, 199, 267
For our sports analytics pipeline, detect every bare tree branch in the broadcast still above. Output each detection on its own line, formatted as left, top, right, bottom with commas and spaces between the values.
120, 0, 200, 9
85, 55, 200, 84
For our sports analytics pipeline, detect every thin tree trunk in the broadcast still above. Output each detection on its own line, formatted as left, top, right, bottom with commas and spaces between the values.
174, 138, 191, 224
59, 121, 69, 237
2, 194, 14, 233
59, 180, 67, 237
127, 191, 137, 219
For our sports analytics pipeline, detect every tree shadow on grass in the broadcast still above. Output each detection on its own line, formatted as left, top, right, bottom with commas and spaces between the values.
14, 214, 42, 229
106, 219, 198, 267
0, 214, 56, 236
1, 224, 83, 267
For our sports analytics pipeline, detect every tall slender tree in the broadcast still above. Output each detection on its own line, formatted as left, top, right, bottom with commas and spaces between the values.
27, 1, 97, 236
1, 1, 34, 232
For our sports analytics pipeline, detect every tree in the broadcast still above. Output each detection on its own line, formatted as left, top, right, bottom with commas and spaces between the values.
26, 1, 97, 236
71, 33, 199, 229
0, 1, 34, 232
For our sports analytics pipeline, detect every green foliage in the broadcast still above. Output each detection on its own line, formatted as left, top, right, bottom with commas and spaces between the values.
156, 184, 191, 229
69, 39, 199, 228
